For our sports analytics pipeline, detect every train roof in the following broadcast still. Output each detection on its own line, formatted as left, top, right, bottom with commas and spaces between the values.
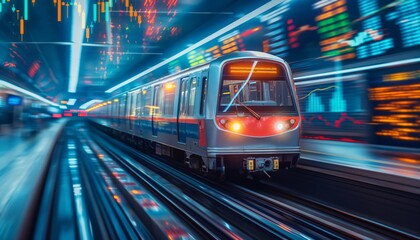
114, 51, 286, 97
209, 51, 285, 65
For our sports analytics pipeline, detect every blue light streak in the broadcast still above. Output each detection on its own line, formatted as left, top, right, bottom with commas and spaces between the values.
79, 99, 102, 109
24, 0, 28, 20
0, 80, 59, 106
105, 2, 109, 22
69, 0, 88, 93
93, 4, 97, 22
294, 58, 420, 80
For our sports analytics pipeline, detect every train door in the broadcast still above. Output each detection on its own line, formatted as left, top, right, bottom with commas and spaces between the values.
140, 88, 152, 136
135, 91, 142, 135
177, 77, 189, 143
152, 85, 162, 137
119, 95, 126, 127
198, 74, 208, 148
129, 92, 136, 131
126, 94, 132, 130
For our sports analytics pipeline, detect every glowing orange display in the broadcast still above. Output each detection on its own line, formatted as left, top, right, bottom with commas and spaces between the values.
370, 83, 420, 142
226, 62, 281, 76
19, 17, 24, 41
57, 0, 61, 21
86, 27, 90, 41
229, 66, 278, 74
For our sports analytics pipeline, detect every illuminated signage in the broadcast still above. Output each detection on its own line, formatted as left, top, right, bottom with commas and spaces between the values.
7, 94, 22, 106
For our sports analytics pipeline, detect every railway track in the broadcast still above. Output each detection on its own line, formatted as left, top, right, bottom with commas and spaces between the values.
224, 181, 419, 240
33, 124, 150, 239
88, 126, 311, 239
88, 123, 418, 239
33, 121, 416, 239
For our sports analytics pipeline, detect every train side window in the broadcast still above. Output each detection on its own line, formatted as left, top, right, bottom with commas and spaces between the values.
116, 101, 119, 116
163, 81, 176, 116
153, 85, 163, 117
126, 94, 132, 117
141, 88, 152, 117
120, 95, 126, 117
125, 94, 131, 117
129, 92, 137, 117
136, 92, 142, 117
188, 77, 197, 116
179, 78, 189, 116
200, 77, 207, 115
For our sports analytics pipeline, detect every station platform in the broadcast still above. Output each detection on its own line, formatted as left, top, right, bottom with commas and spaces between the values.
0, 120, 66, 238
300, 139, 420, 194
0, 126, 27, 156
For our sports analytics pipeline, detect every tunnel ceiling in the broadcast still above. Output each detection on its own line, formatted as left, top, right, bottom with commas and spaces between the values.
0, 0, 267, 108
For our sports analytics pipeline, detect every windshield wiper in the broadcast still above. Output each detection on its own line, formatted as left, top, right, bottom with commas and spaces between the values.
236, 98, 261, 120
223, 60, 258, 113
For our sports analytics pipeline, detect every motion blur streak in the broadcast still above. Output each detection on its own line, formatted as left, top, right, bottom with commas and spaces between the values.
294, 57, 420, 80
69, 1, 88, 93
79, 100, 103, 110
0, 80, 58, 107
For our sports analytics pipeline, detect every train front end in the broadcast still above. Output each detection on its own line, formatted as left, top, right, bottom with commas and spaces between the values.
206, 53, 301, 177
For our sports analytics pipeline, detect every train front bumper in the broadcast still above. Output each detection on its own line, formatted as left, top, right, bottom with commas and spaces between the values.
207, 146, 300, 156
207, 147, 300, 173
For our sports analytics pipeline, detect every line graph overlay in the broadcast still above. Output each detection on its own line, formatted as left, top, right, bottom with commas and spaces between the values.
297, 75, 369, 141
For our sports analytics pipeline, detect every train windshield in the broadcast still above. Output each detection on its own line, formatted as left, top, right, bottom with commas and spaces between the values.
219, 60, 296, 114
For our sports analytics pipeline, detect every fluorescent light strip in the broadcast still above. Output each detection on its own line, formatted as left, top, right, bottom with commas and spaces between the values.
126, 65, 209, 94
295, 74, 363, 86
147, 65, 209, 88
79, 99, 102, 109
67, 98, 77, 106
0, 80, 59, 106
68, 1, 88, 93
105, 0, 286, 93
294, 58, 420, 80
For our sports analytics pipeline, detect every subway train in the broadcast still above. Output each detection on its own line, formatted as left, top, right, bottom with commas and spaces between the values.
90, 51, 301, 179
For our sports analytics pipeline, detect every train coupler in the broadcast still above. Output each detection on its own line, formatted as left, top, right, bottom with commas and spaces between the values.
243, 157, 279, 172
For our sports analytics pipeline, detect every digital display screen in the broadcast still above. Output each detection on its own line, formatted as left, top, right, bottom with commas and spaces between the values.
7, 95, 22, 106
369, 66, 420, 148
162, 0, 420, 75
296, 75, 369, 142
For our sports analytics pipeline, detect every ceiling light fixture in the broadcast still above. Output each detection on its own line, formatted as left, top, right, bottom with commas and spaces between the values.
79, 99, 103, 109
0, 80, 59, 106
67, 98, 77, 106
105, 0, 286, 93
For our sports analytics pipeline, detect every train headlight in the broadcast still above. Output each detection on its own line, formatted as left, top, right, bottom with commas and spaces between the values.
231, 122, 241, 132
247, 159, 255, 171
273, 158, 279, 170
289, 118, 296, 125
276, 122, 285, 131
